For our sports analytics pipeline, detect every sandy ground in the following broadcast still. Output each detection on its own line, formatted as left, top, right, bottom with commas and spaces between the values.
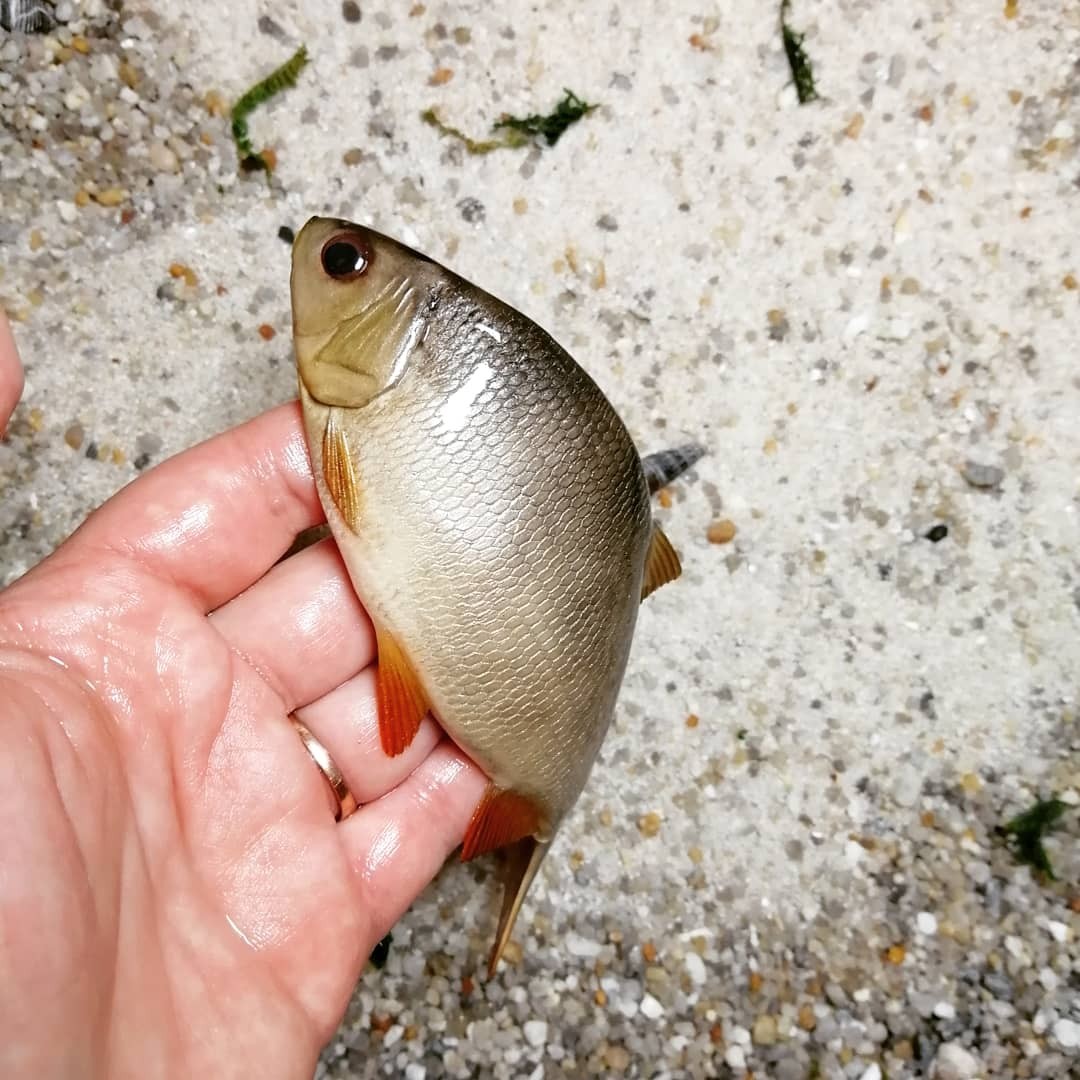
1, 1, 1078, 1077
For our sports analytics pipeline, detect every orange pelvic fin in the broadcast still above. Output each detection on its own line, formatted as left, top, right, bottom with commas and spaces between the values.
487, 836, 550, 978
374, 625, 430, 757
640, 524, 681, 600
322, 411, 362, 533
461, 784, 542, 862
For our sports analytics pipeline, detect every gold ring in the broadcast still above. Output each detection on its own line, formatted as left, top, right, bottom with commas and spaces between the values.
290, 715, 359, 821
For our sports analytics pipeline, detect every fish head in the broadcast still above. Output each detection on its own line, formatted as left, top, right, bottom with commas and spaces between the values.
290, 216, 439, 408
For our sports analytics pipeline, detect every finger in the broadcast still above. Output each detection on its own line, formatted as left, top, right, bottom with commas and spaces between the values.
65, 401, 323, 612
293, 666, 443, 804
340, 742, 486, 942
0, 312, 26, 434
210, 538, 373, 712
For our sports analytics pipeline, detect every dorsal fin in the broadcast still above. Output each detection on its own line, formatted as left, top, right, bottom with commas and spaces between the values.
641, 525, 681, 600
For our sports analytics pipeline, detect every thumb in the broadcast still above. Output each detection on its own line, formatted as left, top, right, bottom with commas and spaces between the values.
0, 312, 25, 436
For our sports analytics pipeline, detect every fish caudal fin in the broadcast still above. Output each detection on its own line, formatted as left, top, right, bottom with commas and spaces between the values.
642, 443, 706, 494
461, 784, 542, 862
641, 525, 681, 600
375, 625, 431, 756
487, 836, 550, 978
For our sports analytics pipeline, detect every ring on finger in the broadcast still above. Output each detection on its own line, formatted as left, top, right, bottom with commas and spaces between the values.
290, 714, 360, 822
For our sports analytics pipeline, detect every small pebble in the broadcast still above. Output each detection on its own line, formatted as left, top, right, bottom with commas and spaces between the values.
724, 1045, 746, 1070
257, 14, 285, 38
925, 523, 948, 543
916, 911, 938, 935
343, 148, 364, 166
278, 225, 295, 244
707, 519, 737, 544
752, 1014, 777, 1045
168, 263, 198, 288
149, 140, 178, 173
639, 994, 663, 1019
684, 952, 707, 985
1052, 1018, 1080, 1049
931, 1041, 980, 1079
63, 423, 84, 450
603, 1045, 631, 1071
522, 1020, 547, 1047
458, 197, 485, 224
565, 932, 602, 958
204, 89, 228, 116
1046, 919, 1068, 943
342, 0, 362, 22
962, 460, 1004, 489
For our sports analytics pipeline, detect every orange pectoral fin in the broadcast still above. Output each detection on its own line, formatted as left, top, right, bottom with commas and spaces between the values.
322, 411, 362, 533
461, 784, 542, 862
640, 524, 681, 600
374, 625, 430, 757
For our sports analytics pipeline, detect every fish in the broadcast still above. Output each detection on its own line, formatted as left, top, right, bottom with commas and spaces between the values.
289, 216, 701, 974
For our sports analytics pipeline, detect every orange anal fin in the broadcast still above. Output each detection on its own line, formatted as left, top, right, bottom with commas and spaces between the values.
375, 625, 430, 757
641, 524, 681, 601
322, 411, 362, 533
487, 836, 549, 978
461, 784, 542, 862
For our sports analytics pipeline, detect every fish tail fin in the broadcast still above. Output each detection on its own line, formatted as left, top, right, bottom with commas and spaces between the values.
642, 443, 707, 493
487, 836, 549, 978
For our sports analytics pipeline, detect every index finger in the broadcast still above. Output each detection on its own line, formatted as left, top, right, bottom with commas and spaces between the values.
64, 401, 326, 612
0, 313, 25, 434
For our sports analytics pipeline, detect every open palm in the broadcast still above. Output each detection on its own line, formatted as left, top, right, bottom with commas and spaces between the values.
0, 317, 484, 1077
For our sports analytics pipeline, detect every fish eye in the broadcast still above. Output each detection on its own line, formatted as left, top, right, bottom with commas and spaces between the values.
320, 233, 370, 280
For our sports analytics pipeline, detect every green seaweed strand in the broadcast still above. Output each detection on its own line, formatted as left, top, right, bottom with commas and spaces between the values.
420, 109, 508, 155
1002, 796, 1067, 879
780, 0, 819, 104
231, 44, 310, 172
493, 89, 598, 146
422, 88, 599, 155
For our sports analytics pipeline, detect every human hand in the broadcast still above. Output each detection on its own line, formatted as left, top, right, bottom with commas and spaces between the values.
0, 313, 486, 1077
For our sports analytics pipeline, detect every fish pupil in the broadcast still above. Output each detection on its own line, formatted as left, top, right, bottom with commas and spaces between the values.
322, 240, 367, 279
